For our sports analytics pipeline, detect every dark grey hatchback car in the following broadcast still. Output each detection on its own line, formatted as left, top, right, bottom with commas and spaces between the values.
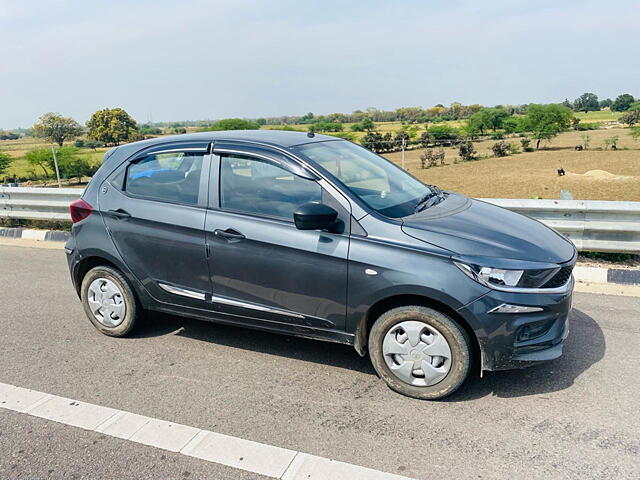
66, 130, 576, 399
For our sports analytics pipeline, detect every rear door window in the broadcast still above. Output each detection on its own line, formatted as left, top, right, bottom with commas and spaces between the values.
126, 152, 204, 205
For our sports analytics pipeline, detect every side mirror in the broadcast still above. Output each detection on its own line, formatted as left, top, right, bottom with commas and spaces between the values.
293, 202, 338, 231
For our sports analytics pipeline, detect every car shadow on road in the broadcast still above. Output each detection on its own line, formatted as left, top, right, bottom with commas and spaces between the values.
133, 312, 377, 375
133, 308, 604, 399
446, 308, 606, 401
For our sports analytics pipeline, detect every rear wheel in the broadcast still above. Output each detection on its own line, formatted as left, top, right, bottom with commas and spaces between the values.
368, 306, 471, 400
80, 265, 139, 337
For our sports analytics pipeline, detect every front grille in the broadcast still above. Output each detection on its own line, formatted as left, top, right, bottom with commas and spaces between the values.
542, 265, 573, 288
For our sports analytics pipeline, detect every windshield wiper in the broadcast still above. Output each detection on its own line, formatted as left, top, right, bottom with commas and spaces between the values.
414, 185, 444, 213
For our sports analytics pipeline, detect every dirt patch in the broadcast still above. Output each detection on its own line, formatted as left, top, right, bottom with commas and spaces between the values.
566, 170, 636, 180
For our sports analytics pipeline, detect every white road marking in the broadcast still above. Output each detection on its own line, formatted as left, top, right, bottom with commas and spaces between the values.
0, 383, 51, 413
95, 410, 152, 439
0, 382, 415, 480
29, 395, 119, 430
182, 429, 298, 478
283, 453, 411, 480
129, 418, 201, 452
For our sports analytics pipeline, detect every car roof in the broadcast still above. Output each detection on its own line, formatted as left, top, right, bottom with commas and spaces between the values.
128, 129, 339, 150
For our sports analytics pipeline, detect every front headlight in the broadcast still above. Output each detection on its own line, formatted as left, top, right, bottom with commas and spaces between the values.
454, 262, 554, 290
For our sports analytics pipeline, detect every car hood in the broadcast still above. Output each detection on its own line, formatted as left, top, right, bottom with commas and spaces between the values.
401, 195, 576, 264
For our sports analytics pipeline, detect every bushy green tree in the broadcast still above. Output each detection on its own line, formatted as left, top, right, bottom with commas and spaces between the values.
573, 93, 599, 113
428, 125, 460, 143
25, 147, 93, 179
350, 118, 375, 132
202, 118, 260, 131
520, 104, 573, 149
0, 152, 13, 177
611, 94, 635, 112
502, 116, 523, 134
25, 148, 53, 177
628, 101, 640, 111
33, 112, 83, 147
467, 108, 510, 136
86, 108, 138, 146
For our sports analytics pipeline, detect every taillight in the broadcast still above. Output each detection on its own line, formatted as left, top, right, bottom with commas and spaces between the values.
70, 199, 93, 223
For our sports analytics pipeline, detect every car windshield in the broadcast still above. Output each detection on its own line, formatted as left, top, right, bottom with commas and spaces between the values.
294, 140, 436, 218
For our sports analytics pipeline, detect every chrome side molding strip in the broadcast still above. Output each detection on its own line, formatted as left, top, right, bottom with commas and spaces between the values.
158, 283, 306, 319
210, 294, 305, 319
158, 283, 206, 300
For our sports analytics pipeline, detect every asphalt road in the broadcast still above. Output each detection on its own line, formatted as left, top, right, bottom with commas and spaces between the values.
0, 244, 639, 479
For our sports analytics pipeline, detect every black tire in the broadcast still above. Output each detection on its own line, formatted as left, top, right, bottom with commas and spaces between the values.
80, 265, 140, 337
368, 305, 471, 400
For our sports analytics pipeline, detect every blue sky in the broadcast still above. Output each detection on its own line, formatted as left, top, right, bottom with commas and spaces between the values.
1, 0, 638, 128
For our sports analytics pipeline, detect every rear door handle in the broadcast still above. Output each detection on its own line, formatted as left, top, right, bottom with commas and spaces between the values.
107, 209, 131, 219
213, 228, 245, 241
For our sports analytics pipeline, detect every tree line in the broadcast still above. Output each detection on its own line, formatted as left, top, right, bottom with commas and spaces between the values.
562, 93, 637, 113
358, 103, 575, 153
1, 91, 639, 182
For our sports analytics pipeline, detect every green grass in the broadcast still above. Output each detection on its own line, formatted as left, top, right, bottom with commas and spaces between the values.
574, 110, 621, 122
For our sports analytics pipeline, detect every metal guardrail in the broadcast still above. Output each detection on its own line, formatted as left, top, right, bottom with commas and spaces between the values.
482, 198, 640, 254
0, 187, 82, 221
1, 187, 639, 253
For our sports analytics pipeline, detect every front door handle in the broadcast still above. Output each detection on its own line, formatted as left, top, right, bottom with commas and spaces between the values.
213, 228, 245, 241
107, 208, 131, 219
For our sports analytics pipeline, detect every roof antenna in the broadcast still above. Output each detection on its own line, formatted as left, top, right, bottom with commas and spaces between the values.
307, 131, 315, 138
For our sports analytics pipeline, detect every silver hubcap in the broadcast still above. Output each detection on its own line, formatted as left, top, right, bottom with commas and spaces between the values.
382, 321, 452, 387
87, 278, 126, 327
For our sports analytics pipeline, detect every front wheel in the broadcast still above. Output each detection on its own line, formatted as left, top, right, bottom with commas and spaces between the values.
368, 306, 471, 400
80, 265, 140, 337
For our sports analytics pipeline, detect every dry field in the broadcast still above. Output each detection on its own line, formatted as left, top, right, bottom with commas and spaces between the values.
384, 127, 640, 201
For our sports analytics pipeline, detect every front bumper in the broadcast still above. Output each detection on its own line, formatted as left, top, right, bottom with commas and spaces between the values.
462, 277, 573, 371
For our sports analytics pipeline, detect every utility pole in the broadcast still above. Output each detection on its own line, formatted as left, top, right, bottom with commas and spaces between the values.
51, 145, 62, 188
